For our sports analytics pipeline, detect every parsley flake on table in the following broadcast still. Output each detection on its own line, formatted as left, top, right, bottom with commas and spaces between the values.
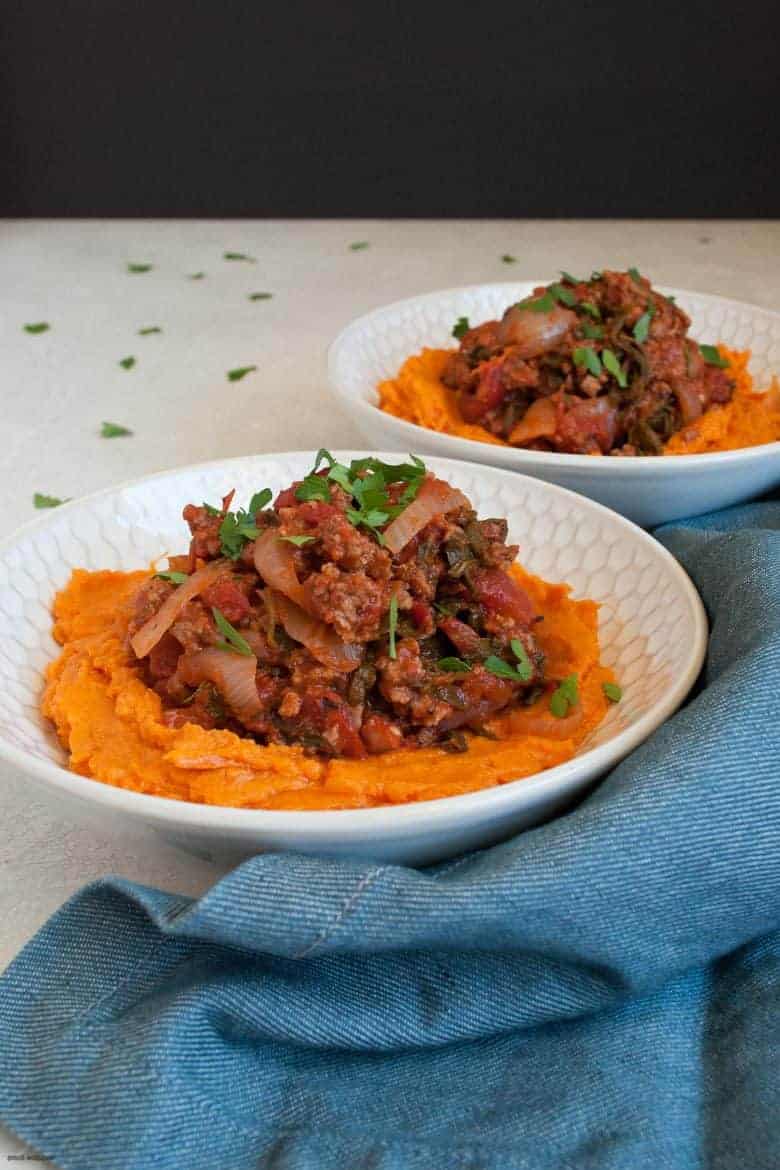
119, 356, 136, 370
188, 272, 206, 280
33, 492, 67, 509
223, 252, 256, 262
248, 292, 273, 301
138, 326, 162, 335
127, 263, 153, 274
23, 322, 50, 334
101, 421, 133, 437
227, 365, 257, 382
501, 254, 517, 263
550, 674, 579, 717
349, 241, 370, 251
452, 316, 470, 340
602, 681, 622, 703
699, 344, 730, 369
212, 607, 253, 656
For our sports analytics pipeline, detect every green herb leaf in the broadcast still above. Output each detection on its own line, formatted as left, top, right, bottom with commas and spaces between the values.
666, 295, 676, 304
572, 347, 603, 377
349, 241, 369, 251
602, 681, 622, 702
155, 570, 189, 584
560, 270, 581, 285
23, 322, 50, 334
249, 489, 272, 514
248, 292, 272, 301
628, 266, 642, 283
550, 673, 579, 717
517, 290, 556, 313
580, 300, 602, 320
590, 270, 603, 281
296, 475, 331, 503
601, 348, 627, 388
203, 502, 221, 516
550, 282, 577, 307
509, 638, 533, 681
138, 326, 162, 335
223, 251, 256, 262
699, 344, 730, 369
437, 656, 472, 672
279, 534, 315, 546
483, 655, 528, 682
388, 595, 399, 659
127, 263, 153, 273
580, 321, 604, 340
633, 308, 654, 343
313, 448, 336, 471
212, 607, 253, 656
33, 492, 67, 509
101, 421, 133, 437
501, 254, 517, 263
452, 316, 470, 340
188, 272, 205, 280
219, 512, 258, 559
118, 356, 136, 370
227, 365, 257, 382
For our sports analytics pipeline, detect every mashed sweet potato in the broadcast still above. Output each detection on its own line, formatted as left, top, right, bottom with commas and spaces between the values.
379, 345, 780, 456
41, 566, 613, 810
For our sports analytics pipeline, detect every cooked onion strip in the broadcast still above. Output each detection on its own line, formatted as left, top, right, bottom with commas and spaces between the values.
254, 529, 308, 609
130, 560, 227, 660
177, 648, 262, 724
267, 589, 362, 673
383, 476, 469, 553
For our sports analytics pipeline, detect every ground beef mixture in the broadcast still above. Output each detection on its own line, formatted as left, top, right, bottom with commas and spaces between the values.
127, 458, 549, 759
441, 269, 735, 454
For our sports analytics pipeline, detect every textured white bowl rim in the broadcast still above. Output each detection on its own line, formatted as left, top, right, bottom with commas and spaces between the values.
0, 452, 708, 840
328, 281, 780, 472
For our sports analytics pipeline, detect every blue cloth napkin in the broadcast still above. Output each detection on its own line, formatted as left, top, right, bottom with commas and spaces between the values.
1, 495, 779, 1170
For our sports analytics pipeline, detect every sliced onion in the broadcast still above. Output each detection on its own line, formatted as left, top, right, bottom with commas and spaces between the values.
497, 303, 576, 357
130, 560, 228, 660
383, 476, 470, 554
268, 589, 362, 673
253, 528, 308, 609
177, 647, 262, 724
508, 396, 559, 445
675, 382, 703, 425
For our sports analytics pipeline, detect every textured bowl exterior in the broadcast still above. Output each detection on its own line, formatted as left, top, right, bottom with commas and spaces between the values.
0, 452, 706, 865
328, 283, 780, 527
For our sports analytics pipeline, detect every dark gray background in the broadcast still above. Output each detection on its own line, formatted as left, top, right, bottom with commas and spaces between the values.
2, 0, 777, 217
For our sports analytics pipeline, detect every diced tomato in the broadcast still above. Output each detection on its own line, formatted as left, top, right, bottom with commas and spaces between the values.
410, 600, 430, 628
470, 567, 535, 625
148, 632, 182, 681
201, 580, 251, 624
459, 360, 505, 423
298, 688, 366, 758
298, 500, 340, 526
274, 483, 301, 509
438, 615, 483, 657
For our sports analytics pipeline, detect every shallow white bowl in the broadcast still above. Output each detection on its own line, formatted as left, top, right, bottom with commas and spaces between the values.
329, 283, 780, 528
0, 452, 706, 866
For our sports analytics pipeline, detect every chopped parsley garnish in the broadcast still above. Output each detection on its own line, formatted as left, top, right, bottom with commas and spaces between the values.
509, 638, 533, 680
227, 365, 257, 382
24, 322, 50, 334
223, 251, 256, 262
214, 489, 272, 559
602, 681, 622, 703
118, 356, 136, 370
127, 263, 153, 273
388, 594, 399, 659
516, 290, 556, 313
437, 657, 472, 672
452, 316, 470, 340
279, 534, 315, 546
590, 271, 603, 281
579, 301, 602, 320
212, 607, 253, 656
550, 674, 579, 717
155, 570, 189, 584
349, 241, 370, 251
501, 254, 517, 263
699, 344, 730, 369
560, 270, 582, 285
572, 347, 603, 377
188, 272, 205, 280
632, 303, 655, 343
138, 326, 162, 335
628, 266, 642, 283
550, 283, 577, 307
33, 492, 67, 509
580, 321, 604, 340
248, 292, 273, 301
101, 421, 133, 437
296, 451, 427, 544
484, 640, 532, 683
601, 348, 627, 388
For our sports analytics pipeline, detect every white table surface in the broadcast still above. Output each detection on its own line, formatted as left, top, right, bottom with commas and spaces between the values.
0, 218, 777, 1162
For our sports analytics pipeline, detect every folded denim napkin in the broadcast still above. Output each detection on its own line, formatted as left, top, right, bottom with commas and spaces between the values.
0, 494, 778, 1170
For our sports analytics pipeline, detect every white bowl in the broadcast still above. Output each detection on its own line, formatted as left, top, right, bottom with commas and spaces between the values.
0, 452, 706, 866
329, 283, 780, 528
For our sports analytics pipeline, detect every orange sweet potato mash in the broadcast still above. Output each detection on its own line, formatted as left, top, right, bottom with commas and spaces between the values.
41, 566, 613, 810
379, 345, 780, 455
